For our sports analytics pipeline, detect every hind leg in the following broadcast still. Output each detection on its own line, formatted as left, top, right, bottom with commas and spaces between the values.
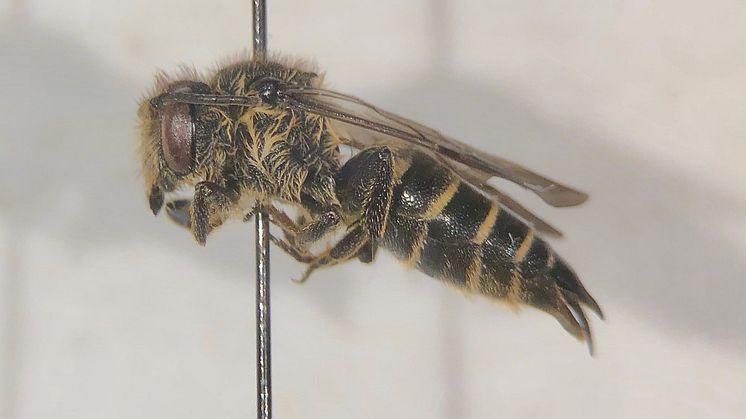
296, 146, 395, 282
295, 224, 369, 283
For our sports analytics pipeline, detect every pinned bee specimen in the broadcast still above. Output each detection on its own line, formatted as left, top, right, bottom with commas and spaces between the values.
138, 56, 603, 352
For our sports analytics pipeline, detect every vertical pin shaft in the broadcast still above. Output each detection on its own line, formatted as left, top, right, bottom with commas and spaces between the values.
252, 1, 271, 419
255, 211, 271, 419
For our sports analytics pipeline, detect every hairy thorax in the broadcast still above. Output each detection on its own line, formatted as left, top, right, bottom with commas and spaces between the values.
201, 60, 343, 207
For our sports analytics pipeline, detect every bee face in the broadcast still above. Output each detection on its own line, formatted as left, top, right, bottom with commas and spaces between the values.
138, 79, 212, 214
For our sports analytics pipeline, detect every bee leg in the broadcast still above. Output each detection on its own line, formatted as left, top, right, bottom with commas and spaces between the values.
300, 145, 395, 272
242, 207, 257, 223
190, 181, 238, 245
336, 146, 395, 240
165, 199, 192, 229
356, 240, 377, 264
244, 205, 293, 238
295, 214, 309, 227
252, 204, 307, 251
259, 202, 341, 245
241, 204, 313, 262
295, 225, 368, 283
269, 234, 315, 263
295, 207, 341, 245
259, 204, 302, 239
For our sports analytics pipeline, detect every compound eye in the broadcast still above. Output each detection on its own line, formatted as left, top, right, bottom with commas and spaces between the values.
161, 101, 194, 175
160, 83, 202, 175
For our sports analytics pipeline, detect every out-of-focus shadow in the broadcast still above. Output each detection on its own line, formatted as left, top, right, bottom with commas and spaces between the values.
0, 17, 255, 419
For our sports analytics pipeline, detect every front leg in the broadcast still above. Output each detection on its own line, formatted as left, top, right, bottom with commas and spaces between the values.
166, 198, 254, 230
165, 199, 192, 228
190, 181, 239, 245
168, 198, 325, 263
163, 182, 238, 244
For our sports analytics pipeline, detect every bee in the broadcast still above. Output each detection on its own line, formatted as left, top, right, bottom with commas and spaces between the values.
138, 55, 603, 352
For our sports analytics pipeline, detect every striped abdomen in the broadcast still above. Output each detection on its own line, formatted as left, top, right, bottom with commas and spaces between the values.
381, 151, 602, 348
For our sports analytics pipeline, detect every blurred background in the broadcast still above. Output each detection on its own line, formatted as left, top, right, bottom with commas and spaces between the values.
1, 0, 745, 418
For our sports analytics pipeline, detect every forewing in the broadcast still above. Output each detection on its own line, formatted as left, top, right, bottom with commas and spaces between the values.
282, 87, 588, 208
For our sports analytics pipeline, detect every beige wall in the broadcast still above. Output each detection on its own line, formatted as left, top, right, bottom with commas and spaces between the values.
1, 1, 745, 418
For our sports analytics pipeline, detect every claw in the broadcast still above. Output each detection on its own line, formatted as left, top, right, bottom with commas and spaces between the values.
293, 266, 315, 284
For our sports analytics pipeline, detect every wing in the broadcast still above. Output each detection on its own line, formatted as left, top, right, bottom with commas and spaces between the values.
280, 86, 587, 236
